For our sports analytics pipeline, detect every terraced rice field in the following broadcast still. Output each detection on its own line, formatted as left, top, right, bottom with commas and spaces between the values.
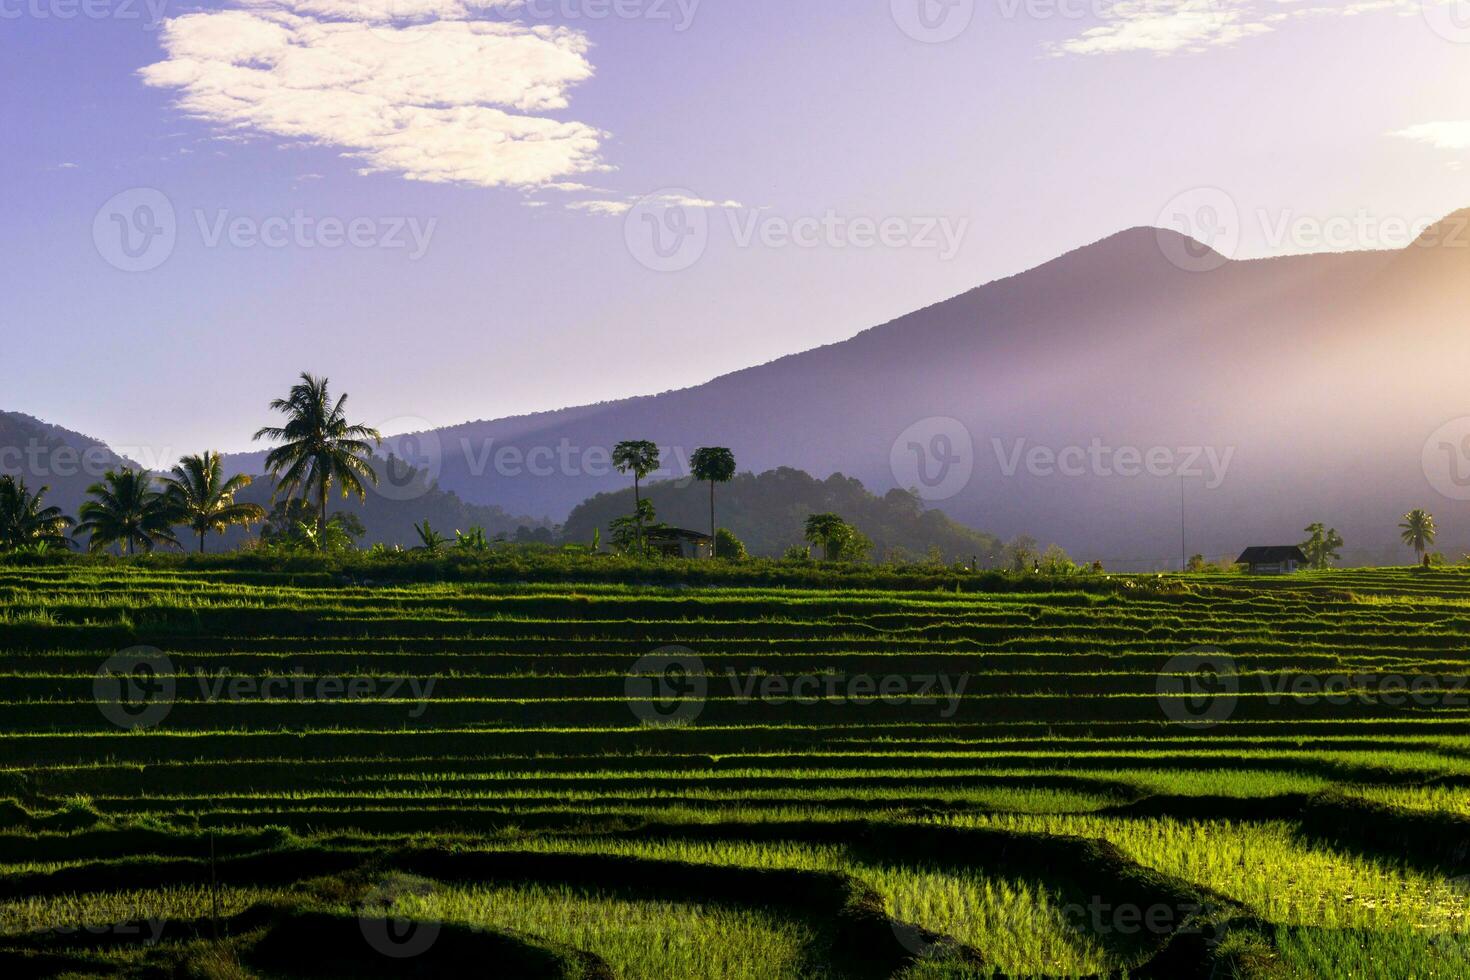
2, 562, 1469, 978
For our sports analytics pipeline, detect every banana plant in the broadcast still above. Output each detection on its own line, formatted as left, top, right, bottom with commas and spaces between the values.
455, 526, 489, 552
415, 520, 448, 555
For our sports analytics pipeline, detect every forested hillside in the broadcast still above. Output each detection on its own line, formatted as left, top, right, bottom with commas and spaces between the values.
562, 467, 1008, 562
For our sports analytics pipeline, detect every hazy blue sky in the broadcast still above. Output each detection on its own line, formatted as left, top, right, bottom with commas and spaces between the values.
6, 0, 1470, 461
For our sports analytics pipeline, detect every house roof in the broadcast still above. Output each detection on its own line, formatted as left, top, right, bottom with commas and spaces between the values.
1236, 546, 1308, 564
645, 527, 712, 542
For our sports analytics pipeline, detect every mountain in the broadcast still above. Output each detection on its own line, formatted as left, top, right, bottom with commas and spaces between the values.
562, 467, 1007, 562
0, 412, 139, 517
337, 213, 1470, 567
28, 212, 1470, 566
0, 412, 548, 550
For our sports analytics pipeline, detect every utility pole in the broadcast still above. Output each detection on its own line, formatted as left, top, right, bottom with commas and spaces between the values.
1179, 475, 1187, 572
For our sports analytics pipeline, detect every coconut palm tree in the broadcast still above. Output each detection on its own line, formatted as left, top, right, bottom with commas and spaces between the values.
252, 373, 381, 542
690, 447, 736, 559
162, 451, 266, 553
1399, 509, 1437, 563
611, 440, 660, 554
74, 469, 179, 555
0, 476, 73, 551
803, 513, 850, 562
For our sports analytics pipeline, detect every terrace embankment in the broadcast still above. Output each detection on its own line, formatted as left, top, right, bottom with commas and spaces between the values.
2, 563, 1469, 976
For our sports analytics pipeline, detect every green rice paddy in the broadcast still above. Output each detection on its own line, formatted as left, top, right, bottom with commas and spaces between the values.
1, 561, 1468, 977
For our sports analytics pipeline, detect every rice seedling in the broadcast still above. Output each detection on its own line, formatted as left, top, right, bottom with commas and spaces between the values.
379, 882, 826, 980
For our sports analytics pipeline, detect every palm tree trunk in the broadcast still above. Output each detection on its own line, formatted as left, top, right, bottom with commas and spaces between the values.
708, 480, 716, 559
200, 529, 207, 554
633, 475, 642, 555
318, 480, 328, 548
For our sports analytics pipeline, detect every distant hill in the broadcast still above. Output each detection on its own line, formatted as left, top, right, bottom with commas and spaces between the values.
29, 209, 1470, 567
0, 412, 547, 550
0, 411, 138, 518
561, 467, 1007, 563
295, 210, 1470, 568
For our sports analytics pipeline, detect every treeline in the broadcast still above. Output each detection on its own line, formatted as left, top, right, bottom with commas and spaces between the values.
2, 376, 1031, 566
221, 462, 549, 550
564, 467, 1012, 564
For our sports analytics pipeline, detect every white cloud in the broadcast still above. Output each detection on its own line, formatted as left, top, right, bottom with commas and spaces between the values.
140, 0, 604, 188
1052, 2, 1265, 57
1392, 121, 1470, 151
1051, 0, 1419, 57
566, 199, 632, 215
241, 0, 493, 20
564, 192, 744, 217
652, 193, 743, 209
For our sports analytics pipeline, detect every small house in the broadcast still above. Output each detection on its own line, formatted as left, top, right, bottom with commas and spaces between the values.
1236, 546, 1308, 575
645, 528, 712, 560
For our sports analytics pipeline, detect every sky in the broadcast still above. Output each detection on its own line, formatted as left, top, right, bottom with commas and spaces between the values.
5, 0, 1470, 463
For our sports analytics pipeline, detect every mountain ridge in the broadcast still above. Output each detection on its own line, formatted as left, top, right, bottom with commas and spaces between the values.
348, 210, 1470, 566
15, 210, 1470, 567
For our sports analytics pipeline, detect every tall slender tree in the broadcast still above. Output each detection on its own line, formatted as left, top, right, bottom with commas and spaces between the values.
252, 374, 381, 543
1399, 509, 1437, 563
162, 452, 267, 553
611, 440, 660, 555
74, 469, 179, 555
689, 447, 736, 558
0, 476, 73, 551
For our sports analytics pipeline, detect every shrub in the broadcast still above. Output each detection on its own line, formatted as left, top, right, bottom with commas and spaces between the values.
714, 528, 747, 561
1037, 545, 1078, 575
836, 529, 873, 563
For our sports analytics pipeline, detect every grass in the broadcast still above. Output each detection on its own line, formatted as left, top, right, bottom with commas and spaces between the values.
0, 885, 288, 936
1272, 924, 1470, 979
370, 882, 828, 979
1, 560, 1468, 977
1349, 785, 1470, 817
954, 813, 1470, 934
865, 867, 1115, 976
